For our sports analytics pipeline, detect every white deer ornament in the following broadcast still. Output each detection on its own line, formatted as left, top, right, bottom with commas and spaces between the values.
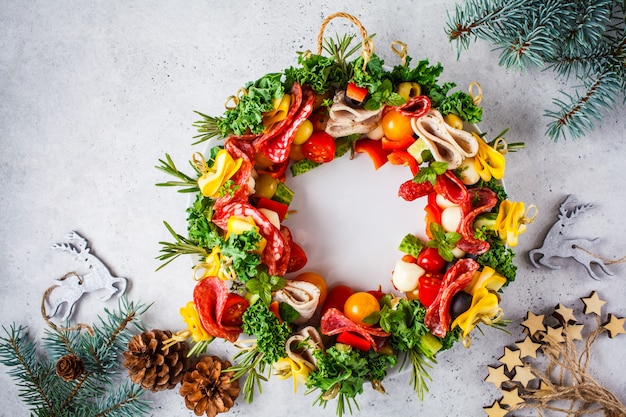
45, 231, 128, 321
529, 195, 614, 280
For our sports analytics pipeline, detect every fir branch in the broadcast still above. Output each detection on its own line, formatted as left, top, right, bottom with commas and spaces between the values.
92, 381, 149, 417
0, 325, 56, 413
545, 69, 620, 141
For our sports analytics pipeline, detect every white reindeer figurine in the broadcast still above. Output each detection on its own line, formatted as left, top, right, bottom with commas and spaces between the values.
529, 195, 614, 280
46, 231, 128, 321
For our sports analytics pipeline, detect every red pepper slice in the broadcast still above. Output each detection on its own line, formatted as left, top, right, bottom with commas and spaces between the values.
387, 150, 419, 176
346, 82, 369, 103
336, 331, 372, 351
256, 197, 289, 222
424, 192, 443, 239
269, 301, 282, 323
381, 135, 416, 151
354, 138, 391, 170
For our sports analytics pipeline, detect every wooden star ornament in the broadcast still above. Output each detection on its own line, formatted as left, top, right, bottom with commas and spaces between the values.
553, 303, 577, 324
499, 347, 523, 373
515, 336, 542, 359
500, 386, 524, 408
485, 364, 510, 388
484, 400, 509, 417
512, 365, 536, 388
521, 311, 546, 336
581, 291, 606, 316
603, 314, 626, 338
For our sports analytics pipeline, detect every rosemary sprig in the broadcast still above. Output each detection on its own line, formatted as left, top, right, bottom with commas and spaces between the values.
192, 111, 225, 145
155, 153, 199, 193
322, 33, 363, 77
407, 348, 435, 401
224, 346, 268, 404
156, 221, 207, 271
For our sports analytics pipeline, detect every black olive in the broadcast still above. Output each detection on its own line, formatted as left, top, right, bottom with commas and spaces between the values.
449, 291, 472, 320
344, 95, 366, 109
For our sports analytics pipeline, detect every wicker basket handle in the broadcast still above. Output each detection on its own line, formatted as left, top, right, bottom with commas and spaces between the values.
316, 12, 373, 70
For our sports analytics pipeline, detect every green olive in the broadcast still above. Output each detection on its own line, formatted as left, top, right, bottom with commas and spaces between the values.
254, 174, 278, 199
443, 113, 464, 130
397, 82, 421, 101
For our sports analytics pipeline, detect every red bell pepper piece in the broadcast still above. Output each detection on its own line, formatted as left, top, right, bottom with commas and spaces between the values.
256, 197, 289, 222
354, 139, 391, 170
346, 82, 368, 103
336, 331, 372, 351
387, 150, 419, 176
424, 192, 443, 239
269, 301, 282, 323
381, 135, 416, 151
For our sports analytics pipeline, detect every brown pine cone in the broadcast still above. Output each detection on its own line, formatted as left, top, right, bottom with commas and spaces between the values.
56, 354, 85, 381
179, 356, 240, 417
122, 329, 190, 392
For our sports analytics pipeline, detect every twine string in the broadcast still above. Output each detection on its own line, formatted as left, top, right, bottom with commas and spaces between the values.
41, 272, 95, 336
391, 40, 408, 66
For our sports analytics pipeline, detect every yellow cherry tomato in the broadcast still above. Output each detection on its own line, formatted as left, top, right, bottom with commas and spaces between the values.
293, 272, 328, 307
343, 292, 380, 327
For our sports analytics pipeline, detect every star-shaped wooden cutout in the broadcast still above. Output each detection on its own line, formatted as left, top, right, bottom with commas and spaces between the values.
521, 311, 546, 336
603, 314, 626, 338
484, 400, 509, 417
581, 291, 606, 316
515, 336, 542, 359
564, 323, 585, 341
539, 325, 565, 345
500, 386, 524, 408
512, 365, 536, 387
553, 303, 577, 324
499, 347, 523, 373
485, 364, 510, 388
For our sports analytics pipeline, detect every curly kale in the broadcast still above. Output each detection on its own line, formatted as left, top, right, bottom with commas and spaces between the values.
477, 240, 517, 285
186, 194, 221, 249
241, 302, 291, 365
284, 53, 345, 94
388, 56, 444, 91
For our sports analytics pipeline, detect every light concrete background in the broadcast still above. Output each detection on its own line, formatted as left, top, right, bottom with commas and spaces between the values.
1, 1, 625, 416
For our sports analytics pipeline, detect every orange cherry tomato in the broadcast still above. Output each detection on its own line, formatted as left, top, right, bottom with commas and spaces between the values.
381, 108, 414, 142
343, 292, 380, 327
293, 272, 328, 308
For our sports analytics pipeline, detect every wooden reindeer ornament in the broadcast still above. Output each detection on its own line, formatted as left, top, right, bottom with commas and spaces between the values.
529, 195, 614, 280
44, 231, 128, 321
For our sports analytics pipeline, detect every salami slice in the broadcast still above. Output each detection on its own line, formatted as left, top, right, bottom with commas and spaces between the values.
396, 95, 431, 119
253, 82, 304, 153
424, 258, 479, 337
434, 171, 468, 206
193, 277, 242, 342
212, 201, 287, 275
258, 85, 315, 163
320, 307, 390, 351
456, 187, 498, 255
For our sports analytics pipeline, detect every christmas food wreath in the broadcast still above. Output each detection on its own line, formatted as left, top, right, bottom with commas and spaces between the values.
155, 12, 536, 417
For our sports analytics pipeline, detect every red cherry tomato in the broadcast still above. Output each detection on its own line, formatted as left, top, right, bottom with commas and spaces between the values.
417, 247, 446, 273
367, 285, 385, 301
343, 292, 380, 326
221, 293, 249, 327
302, 131, 336, 163
321, 285, 354, 316
418, 273, 443, 307
381, 109, 414, 142
286, 241, 307, 273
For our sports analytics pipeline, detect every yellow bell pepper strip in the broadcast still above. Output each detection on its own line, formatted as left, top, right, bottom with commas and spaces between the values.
472, 132, 506, 181
465, 266, 507, 296
262, 94, 292, 132
451, 287, 504, 348
180, 301, 214, 343
495, 200, 538, 247
194, 149, 243, 198
272, 356, 312, 393
192, 246, 222, 281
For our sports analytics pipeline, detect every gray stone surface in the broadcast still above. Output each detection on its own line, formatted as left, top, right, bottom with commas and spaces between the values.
1, 2, 625, 416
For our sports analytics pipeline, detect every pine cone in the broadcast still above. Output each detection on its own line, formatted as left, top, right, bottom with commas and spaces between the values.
56, 354, 84, 381
122, 329, 190, 392
179, 356, 240, 417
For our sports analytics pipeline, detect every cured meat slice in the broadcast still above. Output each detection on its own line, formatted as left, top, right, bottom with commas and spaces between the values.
396, 95, 431, 119
193, 277, 242, 342
258, 85, 315, 163
456, 187, 498, 255
424, 258, 479, 337
320, 307, 390, 351
434, 171, 468, 206
253, 82, 304, 153
212, 201, 287, 275
325, 90, 383, 137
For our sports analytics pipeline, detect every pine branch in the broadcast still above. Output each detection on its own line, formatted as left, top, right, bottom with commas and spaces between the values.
0, 325, 56, 413
91, 382, 150, 417
545, 68, 620, 141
